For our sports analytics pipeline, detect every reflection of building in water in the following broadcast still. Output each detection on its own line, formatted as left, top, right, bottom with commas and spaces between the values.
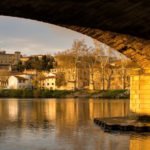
7, 100, 18, 121
56, 100, 78, 127
89, 99, 129, 119
0, 101, 3, 117
44, 100, 56, 121
130, 136, 150, 150
65, 100, 77, 123
0, 99, 129, 130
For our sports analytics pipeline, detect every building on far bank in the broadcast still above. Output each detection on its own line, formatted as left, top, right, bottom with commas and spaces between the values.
0, 65, 12, 72
0, 67, 14, 89
23, 69, 38, 76
20, 57, 30, 65
31, 54, 44, 60
0, 79, 8, 89
40, 73, 56, 90
0, 51, 21, 65
44, 56, 131, 91
50, 64, 90, 90
7, 74, 32, 89
89, 60, 130, 90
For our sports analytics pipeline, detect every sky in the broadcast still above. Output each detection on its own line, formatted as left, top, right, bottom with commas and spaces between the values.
0, 16, 96, 56
0, 15, 124, 58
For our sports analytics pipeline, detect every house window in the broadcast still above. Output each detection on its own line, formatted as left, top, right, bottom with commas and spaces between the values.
47, 83, 49, 86
20, 80, 24, 83
52, 83, 54, 85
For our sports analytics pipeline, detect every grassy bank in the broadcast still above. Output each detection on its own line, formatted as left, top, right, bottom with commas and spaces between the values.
67, 89, 129, 99
0, 89, 129, 99
91, 90, 130, 99
0, 89, 73, 98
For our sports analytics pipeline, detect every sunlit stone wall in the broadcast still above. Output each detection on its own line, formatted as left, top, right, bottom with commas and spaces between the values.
130, 69, 150, 116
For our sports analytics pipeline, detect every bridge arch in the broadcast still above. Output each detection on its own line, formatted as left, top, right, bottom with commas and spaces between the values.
0, 0, 150, 69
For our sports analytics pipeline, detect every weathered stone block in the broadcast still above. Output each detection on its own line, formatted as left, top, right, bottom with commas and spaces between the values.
130, 72, 150, 116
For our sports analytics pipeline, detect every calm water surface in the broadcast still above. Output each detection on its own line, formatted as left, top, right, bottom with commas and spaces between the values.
0, 99, 149, 150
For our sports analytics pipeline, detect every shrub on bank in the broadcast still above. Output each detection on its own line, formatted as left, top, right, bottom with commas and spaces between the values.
99, 90, 129, 99
22, 90, 34, 98
0, 89, 73, 98
0, 89, 129, 99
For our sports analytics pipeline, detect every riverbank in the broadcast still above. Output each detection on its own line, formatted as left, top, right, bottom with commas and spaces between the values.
68, 89, 129, 99
0, 89, 129, 99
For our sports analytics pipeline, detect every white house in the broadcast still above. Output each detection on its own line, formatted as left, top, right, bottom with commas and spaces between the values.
7, 74, 32, 89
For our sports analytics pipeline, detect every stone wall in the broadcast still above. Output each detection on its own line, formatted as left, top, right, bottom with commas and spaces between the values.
130, 69, 150, 115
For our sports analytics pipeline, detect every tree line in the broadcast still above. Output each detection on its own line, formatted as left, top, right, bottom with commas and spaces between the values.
16, 55, 56, 71
55, 39, 131, 90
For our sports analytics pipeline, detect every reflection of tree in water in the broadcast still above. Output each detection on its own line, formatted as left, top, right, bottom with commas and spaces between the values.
130, 134, 150, 150
0, 99, 129, 129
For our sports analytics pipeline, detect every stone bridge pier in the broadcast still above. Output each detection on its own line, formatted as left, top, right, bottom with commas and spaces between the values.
130, 69, 150, 116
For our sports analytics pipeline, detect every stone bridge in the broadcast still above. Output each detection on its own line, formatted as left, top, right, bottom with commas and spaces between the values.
0, 0, 150, 115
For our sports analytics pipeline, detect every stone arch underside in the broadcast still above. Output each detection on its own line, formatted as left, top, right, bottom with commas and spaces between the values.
0, 0, 150, 69
63, 25, 150, 69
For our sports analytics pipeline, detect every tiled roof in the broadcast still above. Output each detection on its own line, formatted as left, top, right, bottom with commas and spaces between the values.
14, 76, 28, 81
41, 76, 56, 80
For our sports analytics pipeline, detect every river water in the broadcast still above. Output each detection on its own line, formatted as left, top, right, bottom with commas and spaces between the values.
0, 99, 149, 150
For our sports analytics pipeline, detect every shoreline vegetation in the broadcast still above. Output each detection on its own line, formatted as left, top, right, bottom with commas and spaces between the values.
0, 89, 129, 99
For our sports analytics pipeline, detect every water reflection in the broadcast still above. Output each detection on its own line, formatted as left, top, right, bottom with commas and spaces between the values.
0, 99, 149, 150
130, 135, 150, 150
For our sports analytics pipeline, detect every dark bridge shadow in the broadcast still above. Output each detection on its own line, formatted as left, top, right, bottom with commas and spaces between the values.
0, 0, 150, 39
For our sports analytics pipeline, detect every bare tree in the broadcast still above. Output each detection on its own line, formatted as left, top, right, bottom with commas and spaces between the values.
119, 54, 128, 89
55, 39, 90, 90
93, 39, 111, 90
32, 71, 45, 89
105, 64, 114, 90
56, 72, 67, 87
